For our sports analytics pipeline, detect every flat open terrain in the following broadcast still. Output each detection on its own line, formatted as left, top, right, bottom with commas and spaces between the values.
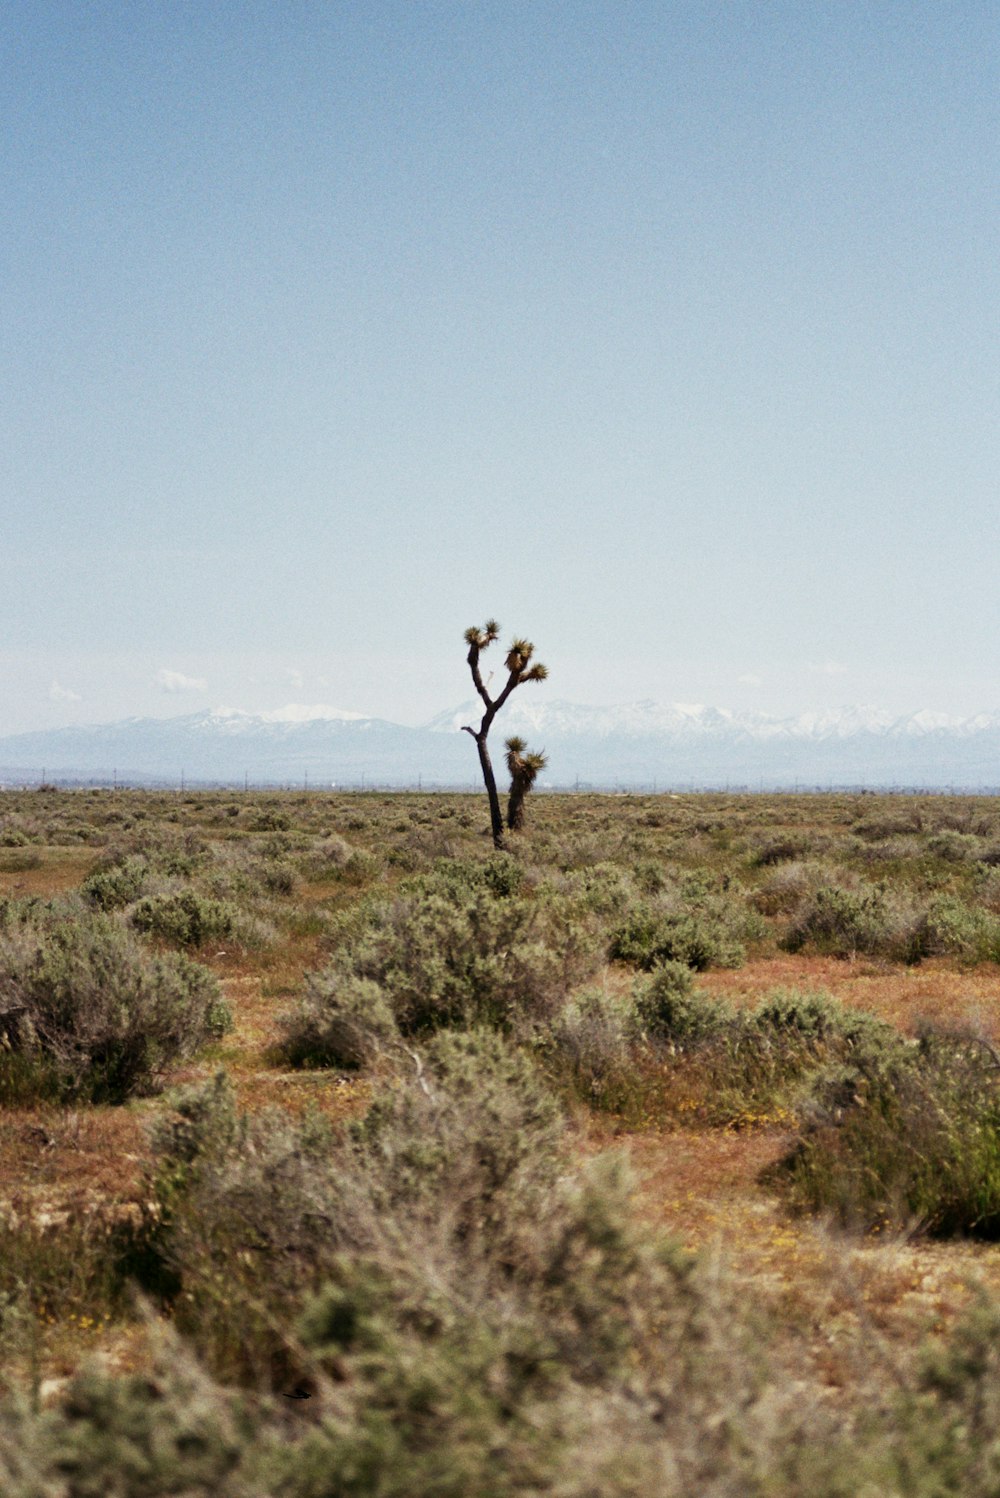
4, 786, 1000, 1491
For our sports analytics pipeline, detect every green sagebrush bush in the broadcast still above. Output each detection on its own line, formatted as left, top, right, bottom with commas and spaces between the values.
14, 1287, 1000, 1498
908, 895, 1000, 965
776, 1025, 1000, 1234
630, 960, 732, 1043
550, 981, 904, 1128
545, 987, 633, 1100
278, 972, 399, 1069
130, 889, 240, 949
80, 854, 151, 910
610, 898, 749, 970
563, 861, 635, 918
781, 881, 899, 958
139, 1033, 565, 1387
129, 1031, 816, 1497
0, 908, 229, 1103
281, 864, 599, 1053
749, 833, 812, 866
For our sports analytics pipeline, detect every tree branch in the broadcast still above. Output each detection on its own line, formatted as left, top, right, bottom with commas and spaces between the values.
466, 642, 494, 712
492, 668, 523, 715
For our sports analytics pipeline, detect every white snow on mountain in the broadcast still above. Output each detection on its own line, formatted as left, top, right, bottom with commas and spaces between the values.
213, 704, 371, 725
426, 699, 978, 744
5, 699, 1000, 787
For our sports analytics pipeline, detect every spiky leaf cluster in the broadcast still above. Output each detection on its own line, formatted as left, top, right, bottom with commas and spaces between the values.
504, 638, 548, 683
464, 620, 500, 651
505, 738, 548, 782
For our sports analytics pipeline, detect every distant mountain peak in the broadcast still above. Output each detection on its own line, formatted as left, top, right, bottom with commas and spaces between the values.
2, 698, 1000, 788
213, 703, 370, 724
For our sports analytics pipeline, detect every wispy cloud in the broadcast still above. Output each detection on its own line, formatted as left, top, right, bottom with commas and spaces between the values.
737, 672, 762, 686
285, 667, 305, 690
156, 668, 207, 694
49, 680, 82, 703
809, 660, 848, 677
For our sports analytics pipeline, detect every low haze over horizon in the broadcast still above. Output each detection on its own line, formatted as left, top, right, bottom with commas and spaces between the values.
4, 4, 997, 736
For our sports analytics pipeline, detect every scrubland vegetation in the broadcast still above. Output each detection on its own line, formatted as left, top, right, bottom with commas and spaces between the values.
4, 787, 1000, 1491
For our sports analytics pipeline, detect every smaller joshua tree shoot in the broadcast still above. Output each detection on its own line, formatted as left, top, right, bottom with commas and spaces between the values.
462, 622, 548, 848
505, 736, 547, 832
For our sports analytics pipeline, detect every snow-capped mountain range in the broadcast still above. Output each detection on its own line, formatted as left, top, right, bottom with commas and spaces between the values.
427, 700, 1000, 743
2, 700, 1000, 788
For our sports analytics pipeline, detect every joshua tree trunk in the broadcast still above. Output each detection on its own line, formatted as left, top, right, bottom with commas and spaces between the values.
505, 736, 547, 832
474, 730, 505, 847
461, 622, 548, 850
507, 771, 528, 832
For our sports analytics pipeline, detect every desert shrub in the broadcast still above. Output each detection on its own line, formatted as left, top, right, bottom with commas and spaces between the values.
851, 832, 927, 867
480, 850, 525, 897
251, 809, 291, 832
908, 895, 1000, 965
142, 1034, 566, 1386
130, 889, 240, 949
630, 961, 734, 1044
257, 858, 299, 895
932, 809, 997, 838
749, 859, 825, 916
782, 882, 898, 958
750, 834, 811, 866
632, 856, 669, 893
143, 1029, 795, 1488
14, 1286, 1000, 1498
0, 1199, 135, 1325
315, 878, 599, 1037
81, 854, 150, 910
98, 826, 208, 877
926, 829, 982, 863
142, 1076, 348, 1384
0, 849, 42, 873
278, 972, 399, 1069
544, 988, 634, 1107
300, 834, 379, 885
904, 1293, 1000, 1491
752, 988, 892, 1048
0, 1323, 266, 1497
0, 911, 229, 1103
852, 812, 922, 841
352, 1029, 564, 1222
610, 902, 746, 971
776, 1026, 1000, 1234
621, 988, 905, 1130
564, 861, 634, 918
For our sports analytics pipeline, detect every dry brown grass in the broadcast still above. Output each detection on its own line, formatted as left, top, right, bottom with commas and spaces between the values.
0, 848, 96, 898
698, 952, 1000, 1037
581, 1111, 1000, 1400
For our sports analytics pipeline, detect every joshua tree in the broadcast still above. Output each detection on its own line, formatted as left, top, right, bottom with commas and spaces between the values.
505, 736, 548, 832
462, 621, 548, 848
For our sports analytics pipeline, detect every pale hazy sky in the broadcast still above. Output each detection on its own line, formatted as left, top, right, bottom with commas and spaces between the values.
3, 2, 997, 733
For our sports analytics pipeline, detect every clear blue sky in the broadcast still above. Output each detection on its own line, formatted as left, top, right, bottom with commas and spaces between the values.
3, 1, 997, 732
